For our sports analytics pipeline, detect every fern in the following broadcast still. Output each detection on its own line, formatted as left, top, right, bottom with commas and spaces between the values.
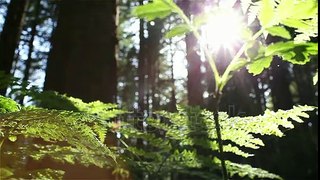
118, 105, 316, 179
0, 92, 317, 179
0, 95, 127, 179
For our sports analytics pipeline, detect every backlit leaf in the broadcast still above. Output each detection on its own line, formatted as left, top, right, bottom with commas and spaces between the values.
247, 56, 272, 76
277, 0, 317, 21
281, 19, 310, 29
165, 24, 190, 38
258, 0, 276, 27
229, 58, 249, 72
266, 26, 291, 39
8, 135, 17, 142
132, 0, 174, 21
265, 41, 317, 64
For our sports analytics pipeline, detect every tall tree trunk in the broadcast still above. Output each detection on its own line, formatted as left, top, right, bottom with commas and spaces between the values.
147, 20, 163, 111
42, 0, 119, 178
270, 58, 293, 110
0, 0, 29, 95
169, 39, 177, 112
20, 0, 41, 104
293, 63, 317, 105
138, 0, 146, 112
44, 0, 118, 103
180, 0, 204, 106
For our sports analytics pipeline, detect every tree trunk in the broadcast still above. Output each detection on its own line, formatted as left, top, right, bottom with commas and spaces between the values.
0, 0, 29, 95
44, 0, 118, 103
20, 0, 41, 104
169, 40, 177, 112
42, 0, 119, 178
147, 20, 163, 111
181, 0, 204, 106
293, 63, 317, 105
270, 58, 293, 110
138, 0, 146, 112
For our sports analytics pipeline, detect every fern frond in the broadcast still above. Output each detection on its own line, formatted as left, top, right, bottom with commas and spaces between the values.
0, 108, 117, 163
142, 105, 316, 179
226, 161, 283, 180
30, 91, 126, 120
0, 95, 20, 113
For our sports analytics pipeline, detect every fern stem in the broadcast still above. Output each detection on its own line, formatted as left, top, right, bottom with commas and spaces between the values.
166, 1, 221, 88
219, 29, 264, 91
213, 91, 228, 180
168, 2, 229, 178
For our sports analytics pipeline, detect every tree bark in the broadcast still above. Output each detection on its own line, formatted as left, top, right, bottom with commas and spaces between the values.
180, 0, 204, 106
44, 0, 118, 103
42, 1, 119, 178
146, 20, 163, 111
138, 0, 146, 112
0, 0, 29, 95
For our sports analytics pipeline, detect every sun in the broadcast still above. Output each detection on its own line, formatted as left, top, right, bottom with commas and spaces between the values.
202, 7, 244, 52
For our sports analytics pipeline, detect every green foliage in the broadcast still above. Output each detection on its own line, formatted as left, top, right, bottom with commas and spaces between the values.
116, 105, 315, 179
265, 41, 318, 65
226, 161, 282, 179
133, 0, 318, 82
131, 0, 177, 21
0, 95, 20, 113
0, 94, 127, 179
165, 24, 190, 38
258, 0, 276, 27
30, 91, 126, 120
266, 26, 291, 39
247, 56, 272, 76
0, 0, 317, 179
0, 92, 317, 179
243, 0, 317, 75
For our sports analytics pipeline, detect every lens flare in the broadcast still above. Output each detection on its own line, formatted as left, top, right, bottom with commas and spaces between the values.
203, 8, 244, 52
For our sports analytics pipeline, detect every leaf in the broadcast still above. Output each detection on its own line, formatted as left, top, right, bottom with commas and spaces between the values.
258, 0, 276, 27
165, 24, 190, 38
276, 0, 295, 20
226, 161, 283, 180
266, 26, 291, 39
281, 19, 311, 30
228, 58, 249, 72
265, 41, 296, 56
8, 135, 17, 142
247, 56, 272, 76
286, 0, 317, 20
265, 41, 318, 65
277, 0, 317, 21
0, 96, 20, 113
0, 168, 14, 179
132, 0, 174, 21
245, 41, 261, 59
